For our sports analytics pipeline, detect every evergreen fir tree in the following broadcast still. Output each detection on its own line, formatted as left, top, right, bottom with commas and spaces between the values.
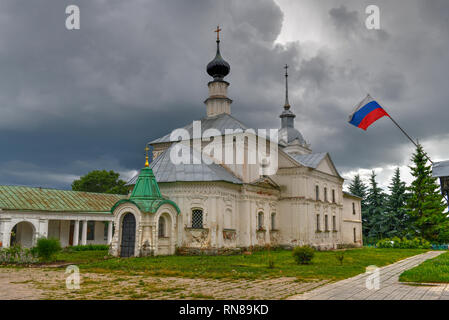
385, 167, 409, 238
348, 174, 369, 237
349, 174, 367, 206
407, 144, 448, 243
365, 171, 388, 239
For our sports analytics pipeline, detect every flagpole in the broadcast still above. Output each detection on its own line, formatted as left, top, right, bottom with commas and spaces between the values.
388, 112, 449, 203
387, 114, 433, 164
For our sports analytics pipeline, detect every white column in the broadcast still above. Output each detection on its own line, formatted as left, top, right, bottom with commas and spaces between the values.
0, 219, 11, 248
38, 219, 49, 240
107, 221, 113, 245
81, 220, 87, 245
73, 220, 79, 246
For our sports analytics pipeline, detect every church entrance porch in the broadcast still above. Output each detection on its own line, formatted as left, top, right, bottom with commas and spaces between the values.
120, 213, 136, 257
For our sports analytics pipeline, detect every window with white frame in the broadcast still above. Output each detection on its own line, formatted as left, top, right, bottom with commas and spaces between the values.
332, 216, 336, 231
332, 189, 336, 203
192, 209, 203, 229
316, 214, 320, 231
324, 188, 328, 202
315, 185, 319, 201
325, 214, 329, 231
271, 213, 276, 230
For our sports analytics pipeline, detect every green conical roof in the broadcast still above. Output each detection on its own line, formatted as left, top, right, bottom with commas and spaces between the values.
129, 167, 162, 200
111, 167, 180, 214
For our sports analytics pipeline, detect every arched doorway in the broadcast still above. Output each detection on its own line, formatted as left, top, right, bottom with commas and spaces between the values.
157, 213, 172, 255
120, 213, 136, 257
10, 221, 35, 248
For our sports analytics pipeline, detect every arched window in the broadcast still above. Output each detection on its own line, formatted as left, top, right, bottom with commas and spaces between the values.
158, 216, 165, 238
315, 185, 319, 201
324, 187, 328, 202
258, 212, 264, 230
271, 213, 276, 230
192, 209, 203, 229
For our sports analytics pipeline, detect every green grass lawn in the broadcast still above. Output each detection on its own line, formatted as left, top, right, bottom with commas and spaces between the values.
55, 250, 110, 264
61, 248, 427, 281
399, 251, 449, 283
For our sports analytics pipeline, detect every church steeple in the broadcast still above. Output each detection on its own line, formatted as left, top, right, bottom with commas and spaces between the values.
280, 64, 296, 128
204, 26, 233, 117
278, 65, 310, 154
284, 64, 290, 110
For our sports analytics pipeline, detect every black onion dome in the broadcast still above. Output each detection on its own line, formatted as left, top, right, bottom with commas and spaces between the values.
207, 40, 230, 80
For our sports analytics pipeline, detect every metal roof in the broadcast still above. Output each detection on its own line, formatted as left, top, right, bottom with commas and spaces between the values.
126, 143, 242, 185
433, 160, 449, 178
343, 191, 363, 199
0, 185, 125, 213
112, 167, 180, 214
279, 127, 306, 146
150, 113, 249, 144
287, 152, 328, 169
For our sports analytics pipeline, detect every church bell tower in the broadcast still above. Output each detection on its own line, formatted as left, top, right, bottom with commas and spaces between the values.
204, 26, 232, 117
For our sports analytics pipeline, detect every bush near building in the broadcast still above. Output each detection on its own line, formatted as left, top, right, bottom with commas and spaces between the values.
376, 237, 431, 249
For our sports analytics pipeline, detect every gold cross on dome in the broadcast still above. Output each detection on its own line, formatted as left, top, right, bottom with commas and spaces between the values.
214, 25, 222, 41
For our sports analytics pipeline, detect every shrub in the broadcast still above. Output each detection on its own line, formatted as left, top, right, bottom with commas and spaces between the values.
391, 237, 401, 248
267, 255, 275, 269
68, 244, 109, 252
0, 245, 38, 264
335, 251, 345, 265
376, 237, 432, 249
376, 238, 394, 248
35, 238, 61, 261
292, 245, 315, 265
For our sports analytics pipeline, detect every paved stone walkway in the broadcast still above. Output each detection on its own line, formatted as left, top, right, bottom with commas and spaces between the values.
289, 251, 447, 300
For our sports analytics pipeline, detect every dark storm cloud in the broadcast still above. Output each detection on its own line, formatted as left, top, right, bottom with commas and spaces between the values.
0, 0, 448, 189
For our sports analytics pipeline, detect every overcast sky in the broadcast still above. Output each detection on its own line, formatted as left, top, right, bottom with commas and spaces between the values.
0, 0, 448, 191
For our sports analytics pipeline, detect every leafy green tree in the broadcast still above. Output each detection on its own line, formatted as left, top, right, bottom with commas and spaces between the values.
384, 167, 410, 238
407, 144, 448, 243
72, 170, 128, 195
365, 171, 388, 239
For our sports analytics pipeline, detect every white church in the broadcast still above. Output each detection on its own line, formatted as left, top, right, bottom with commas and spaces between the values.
0, 29, 362, 256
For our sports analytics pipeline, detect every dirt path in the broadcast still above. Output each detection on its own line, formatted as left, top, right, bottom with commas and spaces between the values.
0, 267, 327, 300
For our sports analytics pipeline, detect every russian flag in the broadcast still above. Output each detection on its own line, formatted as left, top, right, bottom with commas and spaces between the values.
348, 95, 389, 130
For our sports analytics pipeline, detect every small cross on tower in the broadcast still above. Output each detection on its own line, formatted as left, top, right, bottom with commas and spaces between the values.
144, 145, 150, 167
284, 64, 288, 77
214, 25, 222, 41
